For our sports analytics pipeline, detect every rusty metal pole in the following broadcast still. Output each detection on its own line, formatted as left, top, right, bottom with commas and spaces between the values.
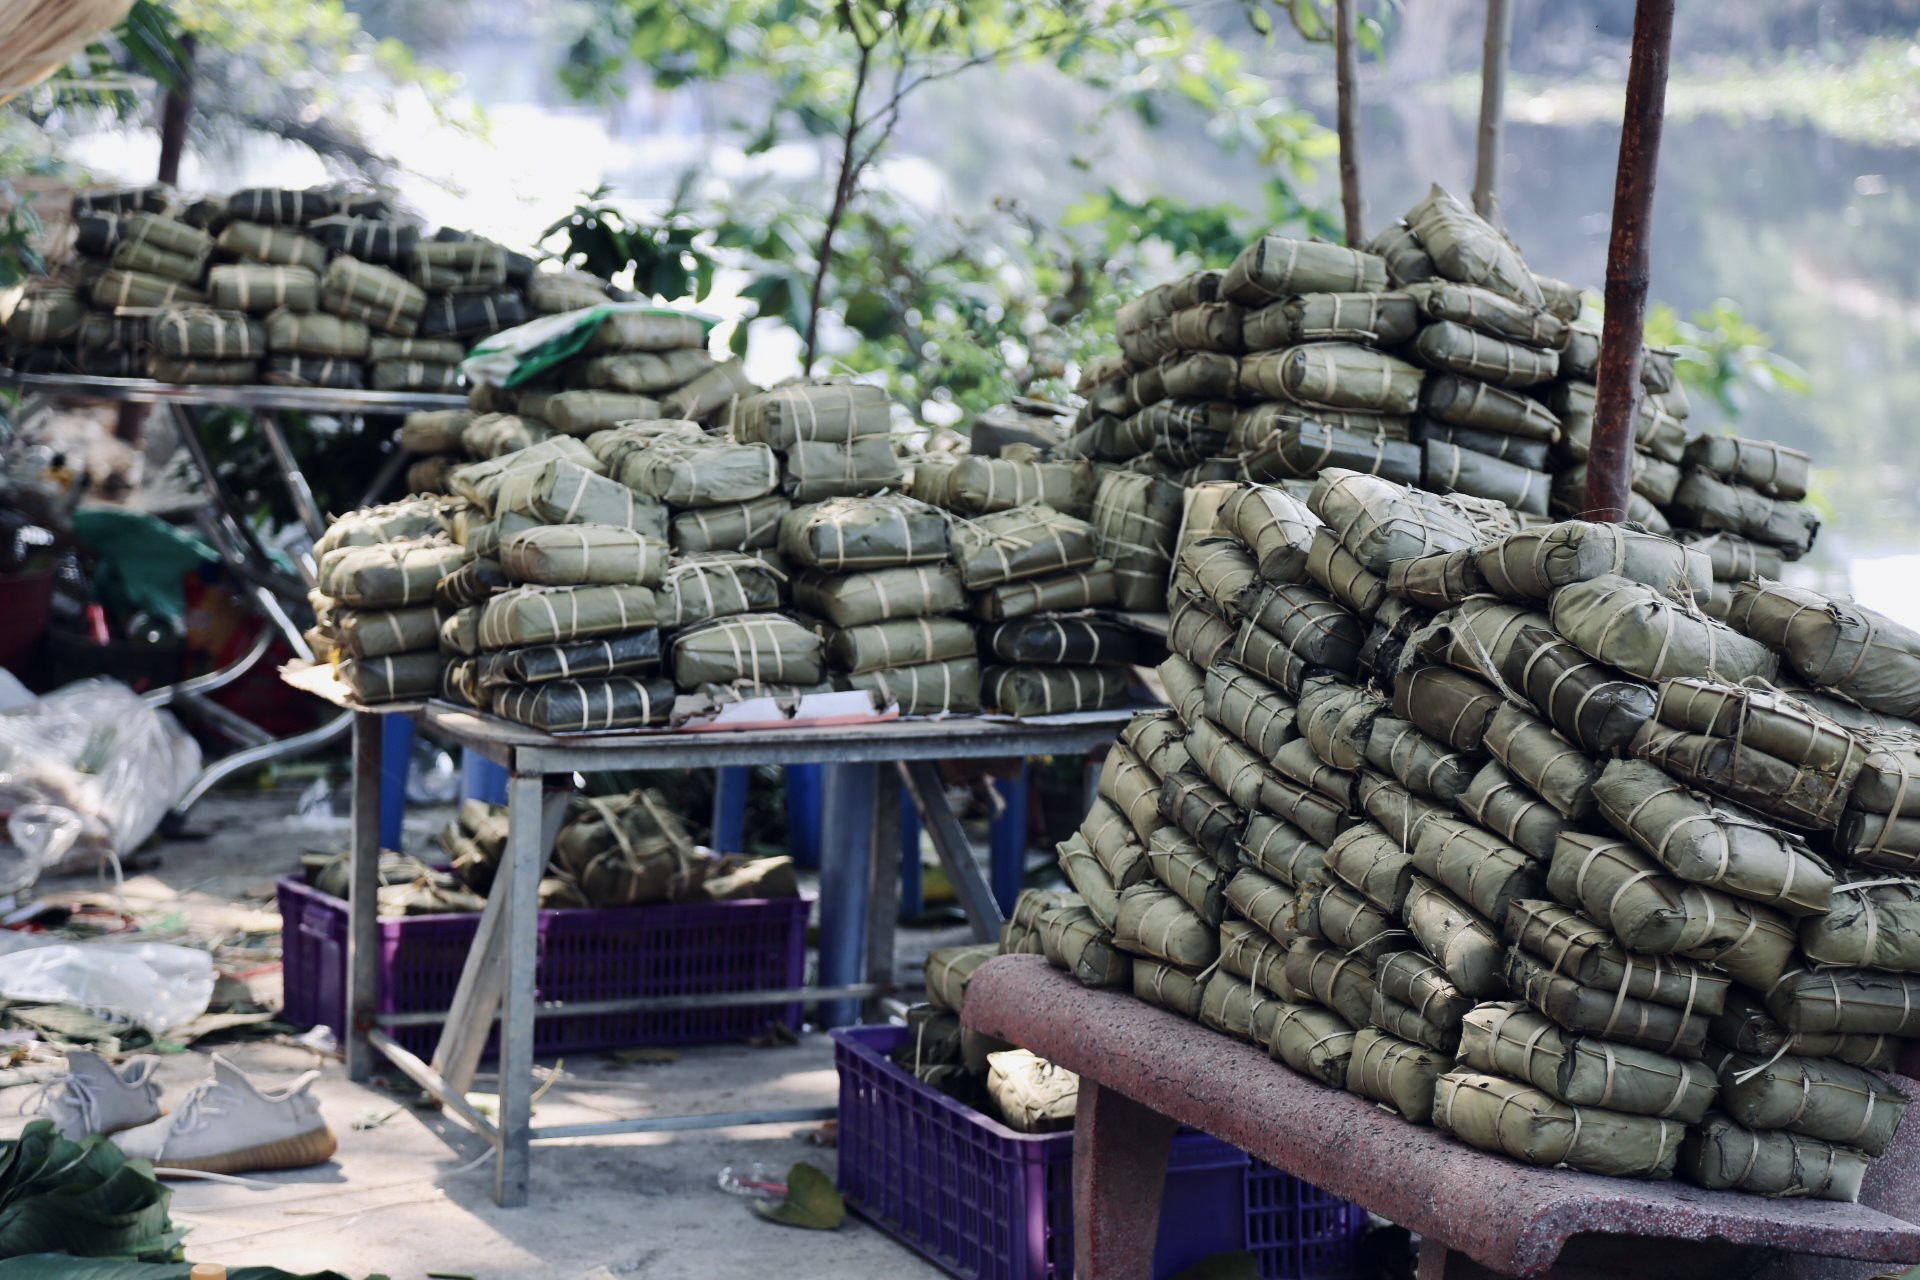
1472, 0, 1513, 222
1334, 0, 1364, 246
1585, 0, 1674, 522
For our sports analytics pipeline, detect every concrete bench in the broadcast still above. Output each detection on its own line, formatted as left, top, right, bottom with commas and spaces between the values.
960, 955, 1920, 1280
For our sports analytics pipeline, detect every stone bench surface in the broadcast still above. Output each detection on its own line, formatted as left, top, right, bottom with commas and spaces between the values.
961, 955, 1920, 1278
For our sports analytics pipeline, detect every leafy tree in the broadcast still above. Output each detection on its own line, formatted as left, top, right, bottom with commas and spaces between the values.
546, 0, 1341, 417
558, 0, 1339, 374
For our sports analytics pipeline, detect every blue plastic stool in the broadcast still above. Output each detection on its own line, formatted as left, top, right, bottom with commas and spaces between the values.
898, 790, 923, 918
988, 764, 1029, 915
711, 765, 751, 853
378, 716, 413, 851
460, 750, 508, 806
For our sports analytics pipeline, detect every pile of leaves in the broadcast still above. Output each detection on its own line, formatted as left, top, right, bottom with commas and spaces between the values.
0, 1121, 371, 1279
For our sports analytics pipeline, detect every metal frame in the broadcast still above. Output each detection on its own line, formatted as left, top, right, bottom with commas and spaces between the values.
343, 702, 1131, 1206
2, 371, 465, 819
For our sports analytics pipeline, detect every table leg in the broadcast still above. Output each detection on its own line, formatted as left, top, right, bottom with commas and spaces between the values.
1072, 1079, 1176, 1280
494, 768, 547, 1207
816, 763, 875, 1029
900, 760, 1002, 941
864, 765, 901, 1019
345, 712, 383, 1083
432, 786, 571, 1100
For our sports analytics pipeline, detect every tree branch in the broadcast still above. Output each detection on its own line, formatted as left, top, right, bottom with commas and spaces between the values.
803, 36, 874, 372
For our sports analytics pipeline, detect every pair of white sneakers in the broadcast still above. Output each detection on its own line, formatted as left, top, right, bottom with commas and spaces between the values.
32, 1050, 337, 1176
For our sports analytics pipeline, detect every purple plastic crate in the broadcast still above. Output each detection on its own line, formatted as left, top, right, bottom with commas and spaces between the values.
278, 875, 811, 1059
832, 1024, 1366, 1280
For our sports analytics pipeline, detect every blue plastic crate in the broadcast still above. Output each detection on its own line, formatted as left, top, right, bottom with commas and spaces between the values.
833, 1024, 1366, 1280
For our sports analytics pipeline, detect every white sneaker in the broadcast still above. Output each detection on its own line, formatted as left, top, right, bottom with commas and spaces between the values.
113, 1055, 337, 1176
27, 1051, 164, 1140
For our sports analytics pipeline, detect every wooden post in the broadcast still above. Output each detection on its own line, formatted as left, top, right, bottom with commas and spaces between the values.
1584, 0, 1674, 523
1334, 0, 1364, 247
1473, 0, 1513, 222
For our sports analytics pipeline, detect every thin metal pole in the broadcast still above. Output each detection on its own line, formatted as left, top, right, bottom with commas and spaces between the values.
1585, 0, 1675, 523
345, 712, 383, 1083
1334, 0, 1364, 246
1473, 0, 1514, 223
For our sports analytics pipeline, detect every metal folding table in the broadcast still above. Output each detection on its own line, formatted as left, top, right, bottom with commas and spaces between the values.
339, 700, 1132, 1207
2, 371, 465, 814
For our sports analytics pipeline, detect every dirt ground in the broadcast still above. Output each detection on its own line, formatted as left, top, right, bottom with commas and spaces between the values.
0, 789, 956, 1279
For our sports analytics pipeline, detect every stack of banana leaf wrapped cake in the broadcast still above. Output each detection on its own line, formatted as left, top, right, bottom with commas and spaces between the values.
1038, 465, 1918, 1201
3, 183, 583, 389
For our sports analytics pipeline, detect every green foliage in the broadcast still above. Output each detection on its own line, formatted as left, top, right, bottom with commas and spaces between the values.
0, 1122, 178, 1262
539, 183, 719, 303
552, 0, 1337, 413
1644, 299, 1810, 420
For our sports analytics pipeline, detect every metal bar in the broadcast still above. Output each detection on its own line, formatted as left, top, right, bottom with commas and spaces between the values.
0, 369, 467, 415
379, 984, 882, 1027
253, 585, 314, 658
1473, 0, 1515, 222
1585, 0, 1675, 523
357, 437, 408, 509
532, 1107, 837, 1142
498, 717, 1136, 774
494, 769, 547, 1207
1334, 0, 1365, 246
255, 409, 328, 539
866, 764, 902, 1021
365, 1028, 501, 1147
144, 627, 274, 708
345, 712, 383, 1083
171, 691, 276, 748
169, 709, 352, 816
901, 759, 1002, 941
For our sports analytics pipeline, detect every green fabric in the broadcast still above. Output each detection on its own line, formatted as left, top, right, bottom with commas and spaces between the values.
461, 304, 716, 388
70, 509, 218, 623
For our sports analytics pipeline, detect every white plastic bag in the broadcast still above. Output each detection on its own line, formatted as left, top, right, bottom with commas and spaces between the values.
0, 934, 214, 1032
0, 678, 199, 874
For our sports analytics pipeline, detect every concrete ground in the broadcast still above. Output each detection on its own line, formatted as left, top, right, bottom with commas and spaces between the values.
0, 788, 962, 1280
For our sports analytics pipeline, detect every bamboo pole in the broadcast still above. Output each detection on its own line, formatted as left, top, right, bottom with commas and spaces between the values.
1472, 0, 1513, 222
1334, 0, 1364, 246
1585, 0, 1674, 523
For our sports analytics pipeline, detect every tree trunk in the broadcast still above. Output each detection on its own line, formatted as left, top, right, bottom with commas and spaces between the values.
1334, 0, 1365, 247
1584, 0, 1674, 524
1472, 0, 1512, 223
156, 34, 196, 186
